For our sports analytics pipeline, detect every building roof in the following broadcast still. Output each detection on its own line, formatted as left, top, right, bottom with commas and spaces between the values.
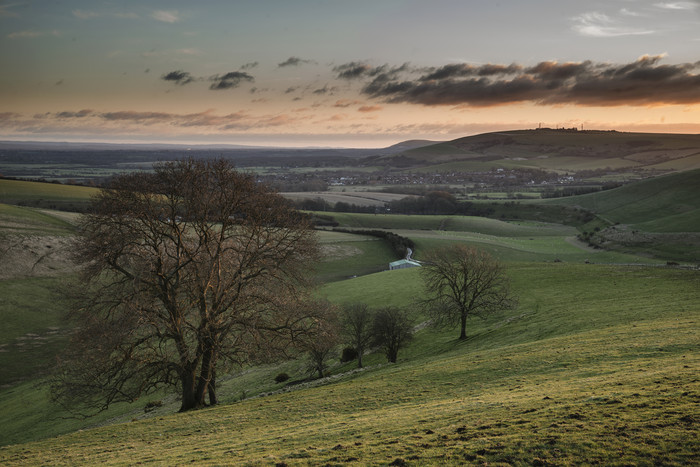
389, 259, 422, 268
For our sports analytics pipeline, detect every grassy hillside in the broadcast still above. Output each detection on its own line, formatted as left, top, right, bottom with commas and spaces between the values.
0, 179, 97, 211
319, 212, 663, 265
0, 177, 697, 463
386, 129, 700, 173
315, 230, 399, 282
540, 169, 700, 262
544, 169, 700, 232
1, 263, 698, 464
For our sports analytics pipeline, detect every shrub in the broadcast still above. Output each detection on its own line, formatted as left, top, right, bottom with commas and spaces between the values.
274, 372, 290, 384
340, 346, 358, 363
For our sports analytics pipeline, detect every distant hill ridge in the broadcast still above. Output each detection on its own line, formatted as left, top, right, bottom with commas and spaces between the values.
378, 129, 700, 172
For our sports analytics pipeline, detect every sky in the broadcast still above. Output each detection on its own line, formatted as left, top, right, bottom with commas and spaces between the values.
1, 0, 699, 148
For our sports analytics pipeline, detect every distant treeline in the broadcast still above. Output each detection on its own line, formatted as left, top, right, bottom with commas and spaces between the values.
292, 191, 497, 216
332, 228, 415, 259
541, 182, 622, 199
386, 191, 496, 216
291, 198, 377, 213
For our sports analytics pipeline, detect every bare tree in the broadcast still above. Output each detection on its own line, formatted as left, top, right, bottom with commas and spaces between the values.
371, 307, 414, 363
340, 302, 374, 368
52, 158, 320, 413
297, 300, 341, 379
420, 245, 516, 340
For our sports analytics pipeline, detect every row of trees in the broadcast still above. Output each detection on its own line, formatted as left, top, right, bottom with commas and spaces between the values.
51, 159, 516, 416
301, 303, 415, 379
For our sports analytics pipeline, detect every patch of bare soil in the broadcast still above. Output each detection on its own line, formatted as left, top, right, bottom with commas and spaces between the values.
0, 234, 77, 279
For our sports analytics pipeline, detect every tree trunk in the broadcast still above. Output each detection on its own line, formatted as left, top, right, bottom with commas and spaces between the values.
357, 351, 363, 369
195, 347, 215, 407
208, 370, 217, 406
179, 367, 199, 412
459, 314, 467, 340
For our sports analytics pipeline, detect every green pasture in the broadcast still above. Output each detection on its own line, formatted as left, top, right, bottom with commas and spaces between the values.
646, 151, 700, 171
314, 230, 398, 282
0, 203, 77, 236
404, 230, 660, 264
0, 179, 97, 211
324, 212, 575, 235
545, 168, 700, 232
315, 212, 669, 264
1, 263, 697, 464
0, 277, 72, 386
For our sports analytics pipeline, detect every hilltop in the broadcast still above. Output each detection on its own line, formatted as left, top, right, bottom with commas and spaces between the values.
373, 129, 700, 172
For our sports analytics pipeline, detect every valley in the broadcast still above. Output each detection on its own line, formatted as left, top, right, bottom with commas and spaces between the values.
0, 131, 698, 465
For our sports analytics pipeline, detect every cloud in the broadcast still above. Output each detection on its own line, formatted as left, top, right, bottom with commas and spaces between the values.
420, 63, 523, 81
278, 56, 315, 67
572, 11, 655, 37
152, 10, 180, 23
56, 110, 94, 118
162, 70, 195, 85
27, 109, 299, 131
356, 55, 700, 107
358, 105, 383, 113
334, 99, 363, 108
101, 111, 174, 123
333, 62, 415, 81
73, 9, 99, 19
333, 62, 374, 79
654, 2, 698, 10
312, 85, 337, 95
161, 69, 259, 90
241, 62, 259, 70
209, 71, 254, 90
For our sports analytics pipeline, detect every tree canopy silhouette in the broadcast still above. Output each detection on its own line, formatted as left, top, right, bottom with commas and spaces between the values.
52, 158, 320, 413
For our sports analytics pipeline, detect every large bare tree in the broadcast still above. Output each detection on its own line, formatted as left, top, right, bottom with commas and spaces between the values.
420, 245, 516, 340
52, 158, 320, 413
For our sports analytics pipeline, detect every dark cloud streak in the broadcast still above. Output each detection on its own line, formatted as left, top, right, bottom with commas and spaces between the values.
209, 71, 254, 90
343, 56, 700, 107
278, 56, 315, 67
161, 70, 195, 85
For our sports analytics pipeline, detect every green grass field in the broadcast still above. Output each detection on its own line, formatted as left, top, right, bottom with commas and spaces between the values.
0, 263, 697, 464
544, 169, 700, 232
0, 171, 698, 464
0, 179, 97, 211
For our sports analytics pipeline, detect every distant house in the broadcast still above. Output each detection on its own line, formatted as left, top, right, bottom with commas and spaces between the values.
389, 259, 421, 270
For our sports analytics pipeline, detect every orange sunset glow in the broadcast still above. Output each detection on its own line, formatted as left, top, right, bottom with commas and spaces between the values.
1, 1, 699, 147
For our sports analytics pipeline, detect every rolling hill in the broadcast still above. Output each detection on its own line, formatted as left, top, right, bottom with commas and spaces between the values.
544, 168, 700, 232
375, 129, 700, 172
1, 264, 698, 465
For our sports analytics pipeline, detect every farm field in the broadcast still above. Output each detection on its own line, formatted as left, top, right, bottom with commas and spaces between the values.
283, 191, 408, 207
0, 179, 97, 211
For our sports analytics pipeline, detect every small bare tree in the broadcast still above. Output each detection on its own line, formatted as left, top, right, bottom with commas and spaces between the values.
371, 307, 414, 363
340, 302, 374, 368
296, 300, 341, 379
52, 158, 320, 414
420, 245, 516, 340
